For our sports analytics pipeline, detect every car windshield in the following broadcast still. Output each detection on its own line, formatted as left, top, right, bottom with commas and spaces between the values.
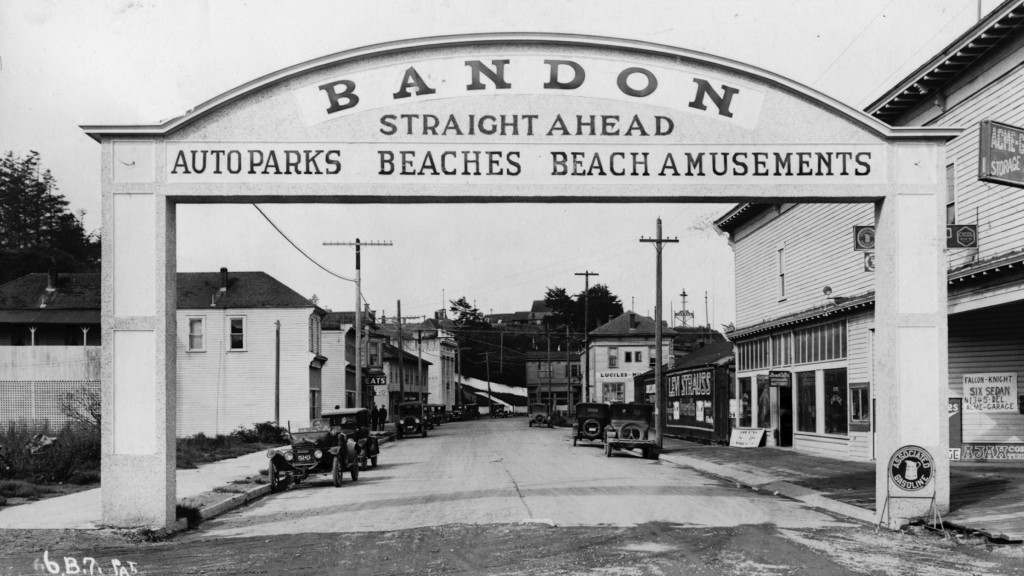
530, 404, 549, 413
289, 430, 330, 445
610, 404, 654, 420
398, 404, 422, 416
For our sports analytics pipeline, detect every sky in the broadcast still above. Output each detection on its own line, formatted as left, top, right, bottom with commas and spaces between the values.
0, 0, 999, 326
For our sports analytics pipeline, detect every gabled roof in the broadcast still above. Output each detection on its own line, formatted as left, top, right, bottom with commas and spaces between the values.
866, 0, 1024, 124
0, 273, 100, 311
530, 300, 552, 314
672, 340, 735, 370
590, 311, 677, 338
177, 271, 314, 310
383, 342, 432, 365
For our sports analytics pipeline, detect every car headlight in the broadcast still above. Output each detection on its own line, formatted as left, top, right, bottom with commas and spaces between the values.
284, 451, 294, 461
314, 449, 323, 459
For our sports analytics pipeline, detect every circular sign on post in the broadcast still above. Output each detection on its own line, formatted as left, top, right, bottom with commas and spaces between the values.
889, 445, 934, 492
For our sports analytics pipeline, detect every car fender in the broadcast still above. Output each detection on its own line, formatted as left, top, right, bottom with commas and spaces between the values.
345, 438, 358, 461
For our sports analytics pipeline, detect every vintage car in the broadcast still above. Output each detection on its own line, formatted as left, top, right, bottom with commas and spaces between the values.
395, 402, 429, 439
453, 404, 479, 421
572, 402, 611, 446
528, 403, 551, 427
426, 404, 447, 426
266, 419, 359, 491
604, 403, 659, 460
490, 405, 510, 418
323, 407, 379, 471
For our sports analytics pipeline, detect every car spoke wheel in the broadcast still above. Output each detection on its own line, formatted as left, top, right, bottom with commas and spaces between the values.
269, 460, 281, 492
350, 462, 359, 481
332, 456, 343, 487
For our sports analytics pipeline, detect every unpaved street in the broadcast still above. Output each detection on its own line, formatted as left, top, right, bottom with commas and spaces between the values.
2, 419, 1022, 575
200, 417, 851, 537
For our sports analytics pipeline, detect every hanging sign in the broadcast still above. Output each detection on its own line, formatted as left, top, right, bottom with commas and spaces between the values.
979, 120, 1024, 188
946, 224, 978, 249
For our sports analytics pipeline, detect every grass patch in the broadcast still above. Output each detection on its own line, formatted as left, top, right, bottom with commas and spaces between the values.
176, 422, 287, 469
0, 479, 50, 499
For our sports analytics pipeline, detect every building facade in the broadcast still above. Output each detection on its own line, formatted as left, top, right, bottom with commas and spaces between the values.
585, 312, 675, 404
524, 348, 581, 410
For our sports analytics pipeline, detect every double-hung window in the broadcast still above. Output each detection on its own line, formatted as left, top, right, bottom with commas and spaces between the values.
229, 317, 246, 350
608, 346, 618, 369
188, 318, 205, 351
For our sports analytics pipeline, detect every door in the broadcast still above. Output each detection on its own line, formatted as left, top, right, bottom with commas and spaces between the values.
779, 385, 793, 447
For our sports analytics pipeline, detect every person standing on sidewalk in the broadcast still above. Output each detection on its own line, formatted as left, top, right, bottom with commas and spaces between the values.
379, 405, 388, 431
370, 404, 380, 432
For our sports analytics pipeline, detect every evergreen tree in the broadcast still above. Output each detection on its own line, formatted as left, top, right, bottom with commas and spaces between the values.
0, 151, 99, 283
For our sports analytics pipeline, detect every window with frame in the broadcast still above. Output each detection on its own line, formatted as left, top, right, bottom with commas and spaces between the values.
308, 315, 322, 355
608, 346, 618, 368
229, 317, 246, 350
624, 351, 633, 363
635, 350, 643, 364
771, 332, 791, 367
777, 246, 786, 300
796, 371, 816, 433
738, 377, 752, 427
188, 318, 205, 351
946, 163, 956, 224
849, 382, 870, 432
824, 368, 848, 435
648, 346, 655, 367
737, 338, 770, 371
793, 320, 846, 364
603, 382, 624, 402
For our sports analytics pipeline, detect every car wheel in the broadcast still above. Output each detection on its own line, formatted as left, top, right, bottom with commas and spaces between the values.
604, 442, 612, 458
332, 456, 343, 487
294, 476, 302, 485
269, 460, 282, 492
371, 456, 378, 468
642, 446, 650, 459
650, 448, 660, 461
350, 462, 359, 482
396, 430, 403, 440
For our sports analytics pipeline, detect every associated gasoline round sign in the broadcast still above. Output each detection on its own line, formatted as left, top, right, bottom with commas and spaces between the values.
889, 445, 934, 491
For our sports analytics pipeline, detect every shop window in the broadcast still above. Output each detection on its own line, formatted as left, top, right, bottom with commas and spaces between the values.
824, 368, 848, 435
797, 371, 816, 433
603, 382, 624, 403
738, 377, 752, 427
849, 382, 870, 432
608, 347, 618, 368
794, 320, 846, 364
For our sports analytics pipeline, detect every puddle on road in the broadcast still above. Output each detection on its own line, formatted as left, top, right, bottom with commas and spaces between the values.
618, 542, 675, 553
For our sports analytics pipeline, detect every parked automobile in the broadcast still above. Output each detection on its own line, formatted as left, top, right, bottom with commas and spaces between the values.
528, 403, 551, 428
453, 404, 480, 421
572, 402, 611, 446
426, 404, 446, 427
450, 406, 463, 421
490, 405, 510, 418
323, 407, 379, 471
266, 419, 358, 491
603, 403, 659, 459
395, 402, 429, 439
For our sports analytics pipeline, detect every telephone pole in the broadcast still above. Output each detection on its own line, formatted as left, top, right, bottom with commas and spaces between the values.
324, 238, 392, 408
640, 218, 678, 450
416, 330, 424, 403
575, 270, 599, 402
485, 351, 492, 416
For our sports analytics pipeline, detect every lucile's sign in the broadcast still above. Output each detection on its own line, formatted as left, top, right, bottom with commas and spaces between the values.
165, 54, 886, 186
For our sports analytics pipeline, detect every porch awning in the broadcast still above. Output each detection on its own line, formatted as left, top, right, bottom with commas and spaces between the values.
0, 310, 100, 324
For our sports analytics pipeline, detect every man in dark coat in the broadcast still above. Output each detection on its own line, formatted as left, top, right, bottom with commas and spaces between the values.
370, 405, 380, 431
378, 405, 388, 431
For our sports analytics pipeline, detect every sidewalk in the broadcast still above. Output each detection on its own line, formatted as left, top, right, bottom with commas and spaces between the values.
659, 437, 1024, 542
0, 449, 274, 530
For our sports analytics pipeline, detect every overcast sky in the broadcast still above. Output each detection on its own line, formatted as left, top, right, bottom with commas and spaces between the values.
0, 0, 996, 326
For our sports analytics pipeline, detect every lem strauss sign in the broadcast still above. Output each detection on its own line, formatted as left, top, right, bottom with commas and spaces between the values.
165, 55, 886, 187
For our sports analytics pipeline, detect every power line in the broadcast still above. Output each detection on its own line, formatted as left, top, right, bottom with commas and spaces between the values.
252, 205, 354, 283
813, 0, 899, 85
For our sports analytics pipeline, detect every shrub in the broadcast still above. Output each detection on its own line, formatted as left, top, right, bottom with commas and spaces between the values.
175, 504, 201, 530
0, 421, 100, 483
231, 421, 288, 444
0, 479, 46, 499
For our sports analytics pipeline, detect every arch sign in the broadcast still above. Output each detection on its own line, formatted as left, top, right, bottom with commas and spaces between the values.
83, 34, 957, 529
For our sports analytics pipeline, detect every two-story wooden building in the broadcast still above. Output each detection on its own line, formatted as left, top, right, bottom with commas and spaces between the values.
585, 312, 675, 404
717, 0, 1024, 462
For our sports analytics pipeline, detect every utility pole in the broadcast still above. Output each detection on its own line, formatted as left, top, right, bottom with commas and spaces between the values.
575, 270, 598, 402
546, 327, 552, 414
397, 300, 404, 404
485, 351, 492, 416
324, 238, 392, 408
566, 325, 572, 413
640, 218, 678, 450
417, 330, 424, 403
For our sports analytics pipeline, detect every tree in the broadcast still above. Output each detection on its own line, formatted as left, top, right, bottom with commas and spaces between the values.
448, 296, 485, 327
0, 151, 100, 284
576, 283, 624, 329
542, 286, 574, 328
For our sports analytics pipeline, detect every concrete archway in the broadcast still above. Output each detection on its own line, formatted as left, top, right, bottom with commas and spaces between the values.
83, 33, 958, 529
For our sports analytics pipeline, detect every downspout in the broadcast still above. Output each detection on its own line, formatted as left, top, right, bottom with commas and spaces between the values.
275, 320, 281, 424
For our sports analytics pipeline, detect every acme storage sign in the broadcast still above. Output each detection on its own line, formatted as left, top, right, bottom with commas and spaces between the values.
963, 373, 1018, 412
979, 120, 1024, 188
165, 54, 886, 186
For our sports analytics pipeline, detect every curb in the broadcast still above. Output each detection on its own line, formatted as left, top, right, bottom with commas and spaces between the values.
659, 452, 877, 525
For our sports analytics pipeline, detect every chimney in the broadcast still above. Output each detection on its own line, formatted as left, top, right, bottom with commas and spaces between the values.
220, 267, 228, 292
46, 267, 58, 293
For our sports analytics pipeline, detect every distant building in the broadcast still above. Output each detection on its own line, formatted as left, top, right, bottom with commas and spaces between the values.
484, 300, 552, 326
321, 311, 386, 410
524, 348, 581, 409
584, 311, 675, 403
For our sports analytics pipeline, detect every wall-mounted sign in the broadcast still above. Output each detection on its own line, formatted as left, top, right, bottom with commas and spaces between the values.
864, 252, 875, 272
363, 375, 387, 386
979, 120, 1024, 188
768, 370, 791, 387
853, 226, 875, 251
888, 445, 933, 492
373, 385, 389, 398
963, 373, 1018, 412
957, 443, 1024, 461
946, 224, 978, 249
599, 371, 640, 379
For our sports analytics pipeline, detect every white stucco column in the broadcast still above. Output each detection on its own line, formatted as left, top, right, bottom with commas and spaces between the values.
101, 141, 177, 529
873, 142, 949, 526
